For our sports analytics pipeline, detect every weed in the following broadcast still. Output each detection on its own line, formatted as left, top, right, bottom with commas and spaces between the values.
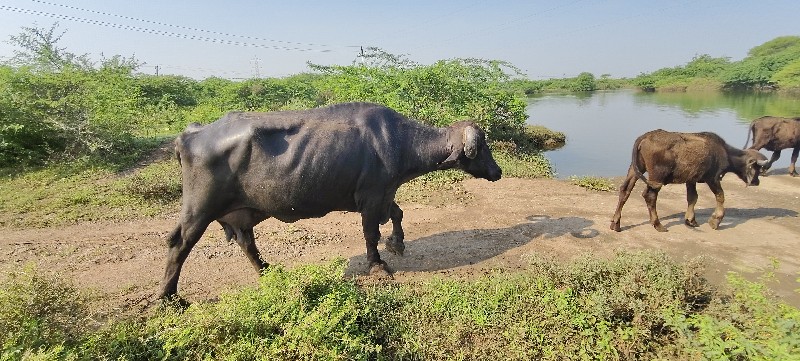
569, 175, 616, 192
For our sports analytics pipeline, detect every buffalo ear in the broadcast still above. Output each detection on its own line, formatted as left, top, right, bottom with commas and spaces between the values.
464, 126, 479, 159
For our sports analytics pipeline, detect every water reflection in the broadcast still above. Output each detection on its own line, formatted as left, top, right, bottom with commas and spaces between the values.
526, 90, 800, 178
633, 91, 800, 121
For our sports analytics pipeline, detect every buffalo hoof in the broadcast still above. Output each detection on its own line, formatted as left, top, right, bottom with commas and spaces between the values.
368, 262, 394, 279
159, 295, 191, 311
610, 221, 621, 232
653, 223, 667, 232
709, 218, 722, 230
385, 235, 405, 256
685, 219, 699, 227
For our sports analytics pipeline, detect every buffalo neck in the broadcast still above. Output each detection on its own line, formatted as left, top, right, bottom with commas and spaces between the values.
399, 122, 455, 181
724, 145, 748, 178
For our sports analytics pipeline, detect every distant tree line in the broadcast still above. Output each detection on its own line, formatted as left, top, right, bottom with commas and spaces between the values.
633, 36, 800, 92
504, 36, 800, 95
506, 72, 629, 96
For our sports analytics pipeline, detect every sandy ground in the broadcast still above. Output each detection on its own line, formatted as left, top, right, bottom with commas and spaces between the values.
1, 168, 799, 315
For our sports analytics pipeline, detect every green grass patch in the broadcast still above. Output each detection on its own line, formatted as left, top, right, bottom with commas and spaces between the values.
2, 253, 798, 360
569, 175, 616, 192
0, 158, 181, 228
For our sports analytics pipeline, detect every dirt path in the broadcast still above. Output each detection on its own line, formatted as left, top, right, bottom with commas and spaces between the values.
1, 170, 799, 314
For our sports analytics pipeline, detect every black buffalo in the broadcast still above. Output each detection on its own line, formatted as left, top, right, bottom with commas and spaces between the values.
610, 129, 767, 232
744, 116, 800, 176
159, 102, 502, 299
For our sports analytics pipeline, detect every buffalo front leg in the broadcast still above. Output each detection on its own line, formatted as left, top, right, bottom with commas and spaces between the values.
789, 147, 799, 176
642, 185, 666, 232
159, 219, 210, 299
685, 182, 699, 227
610, 167, 637, 232
764, 150, 782, 174
362, 213, 392, 277
385, 202, 405, 256
707, 181, 725, 230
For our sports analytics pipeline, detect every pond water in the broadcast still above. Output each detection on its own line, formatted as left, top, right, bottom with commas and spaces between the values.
525, 90, 800, 178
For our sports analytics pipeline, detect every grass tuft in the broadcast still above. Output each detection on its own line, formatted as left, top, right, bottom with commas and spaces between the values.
569, 175, 616, 192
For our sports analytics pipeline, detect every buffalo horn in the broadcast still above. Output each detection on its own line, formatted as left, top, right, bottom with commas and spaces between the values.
463, 126, 479, 159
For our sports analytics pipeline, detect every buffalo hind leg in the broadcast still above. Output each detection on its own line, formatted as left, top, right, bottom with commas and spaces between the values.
643, 184, 666, 232
610, 166, 637, 232
707, 181, 725, 230
685, 182, 699, 227
385, 202, 405, 256
159, 218, 211, 300
789, 147, 799, 176
362, 213, 392, 277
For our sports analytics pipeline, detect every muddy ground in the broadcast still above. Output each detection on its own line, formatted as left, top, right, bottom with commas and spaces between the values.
1, 168, 799, 315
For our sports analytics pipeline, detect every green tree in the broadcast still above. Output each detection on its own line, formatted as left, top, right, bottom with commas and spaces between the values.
771, 59, 800, 89
720, 37, 800, 89
747, 36, 800, 57
570, 72, 596, 92
7, 23, 92, 71
0, 24, 144, 167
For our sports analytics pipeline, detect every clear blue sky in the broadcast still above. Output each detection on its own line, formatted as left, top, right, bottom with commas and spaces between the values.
0, 0, 798, 79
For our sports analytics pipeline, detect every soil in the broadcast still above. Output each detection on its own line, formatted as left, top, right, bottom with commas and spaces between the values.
1, 168, 799, 316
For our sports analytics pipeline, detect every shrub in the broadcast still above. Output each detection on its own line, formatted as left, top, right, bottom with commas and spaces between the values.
145, 260, 382, 361
1, 254, 798, 360
309, 49, 530, 142
0, 265, 89, 358
380, 251, 715, 360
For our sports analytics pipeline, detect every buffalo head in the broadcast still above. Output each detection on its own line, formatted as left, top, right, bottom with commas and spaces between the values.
734, 149, 769, 186
441, 121, 502, 181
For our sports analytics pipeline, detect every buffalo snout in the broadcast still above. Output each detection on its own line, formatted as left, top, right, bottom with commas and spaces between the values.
487, 167, 502, 181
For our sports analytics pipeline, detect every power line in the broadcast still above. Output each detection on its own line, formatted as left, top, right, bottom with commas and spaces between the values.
28, 0, 332, 49
0, 5, 332, 52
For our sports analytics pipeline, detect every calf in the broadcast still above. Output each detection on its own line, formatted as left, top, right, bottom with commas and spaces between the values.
610, 129, 767, 232
744, 116, 800, 176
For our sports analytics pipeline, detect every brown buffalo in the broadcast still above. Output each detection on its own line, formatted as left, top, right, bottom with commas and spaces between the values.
611, 129, 767, 232
744, 116, 800, 176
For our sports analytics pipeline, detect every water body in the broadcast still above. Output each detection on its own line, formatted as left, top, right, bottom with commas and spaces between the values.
526, 90, 800, 178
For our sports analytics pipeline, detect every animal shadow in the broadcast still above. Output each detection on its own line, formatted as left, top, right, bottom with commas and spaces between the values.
345, 214, 599, 275
660, 207, 798, 230
762, 167, 796, 177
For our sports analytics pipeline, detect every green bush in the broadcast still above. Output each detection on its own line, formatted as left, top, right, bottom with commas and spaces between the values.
664, 272, 800, 360
309, 49, 529, 141
147, 260, 382, 360
1, 254, 798, 359
0, 265, 88, 359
